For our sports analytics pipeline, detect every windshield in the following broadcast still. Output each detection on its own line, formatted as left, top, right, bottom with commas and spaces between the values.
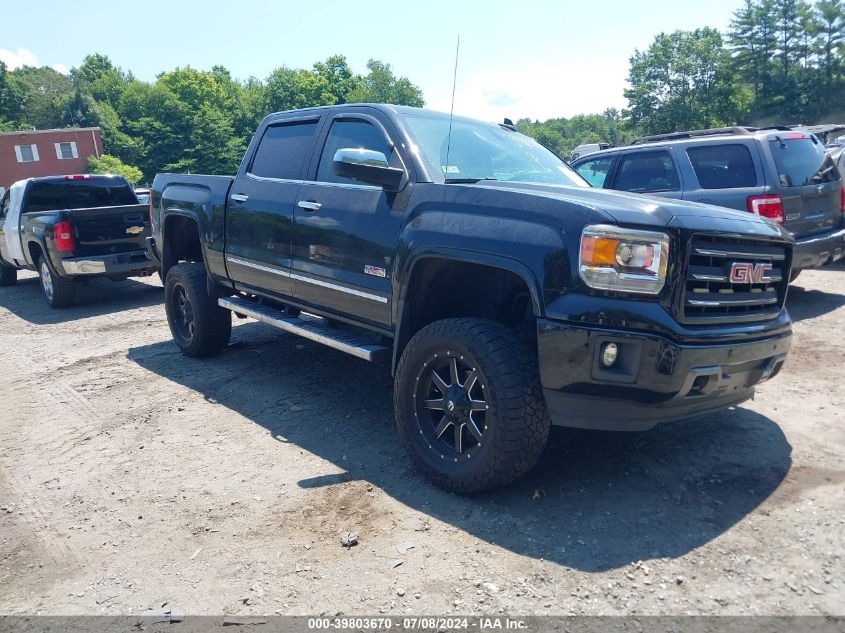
402, 112, 588, 187
768, 135, 840, 187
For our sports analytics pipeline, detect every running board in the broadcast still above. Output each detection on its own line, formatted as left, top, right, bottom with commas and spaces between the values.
218, 297, 390, 362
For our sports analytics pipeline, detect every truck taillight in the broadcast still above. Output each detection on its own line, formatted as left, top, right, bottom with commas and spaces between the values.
149, 194, 153, 223
54, 220, 75, 252
63, 174, 92, 180
747, 194, 784, 225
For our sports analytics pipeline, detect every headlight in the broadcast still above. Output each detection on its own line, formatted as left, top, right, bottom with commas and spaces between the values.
579, 225, 670, 295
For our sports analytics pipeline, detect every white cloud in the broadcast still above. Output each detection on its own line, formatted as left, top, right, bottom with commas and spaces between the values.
0, 48, 69, 75
0, 47, 40, 69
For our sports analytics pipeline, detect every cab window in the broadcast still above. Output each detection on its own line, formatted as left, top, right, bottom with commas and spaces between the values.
575, 155, 614, 188
316, 119, 394, 185
249, 120, 319, 180
687, 144, 757, 189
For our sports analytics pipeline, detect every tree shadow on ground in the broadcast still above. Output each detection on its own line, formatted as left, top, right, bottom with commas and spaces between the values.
128, 321, 791, 572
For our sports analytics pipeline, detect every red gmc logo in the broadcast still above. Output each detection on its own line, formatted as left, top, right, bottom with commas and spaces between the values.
729, 262, 772, 283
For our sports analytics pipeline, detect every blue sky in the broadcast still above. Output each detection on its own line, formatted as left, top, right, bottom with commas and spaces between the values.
1, 0, 741, 121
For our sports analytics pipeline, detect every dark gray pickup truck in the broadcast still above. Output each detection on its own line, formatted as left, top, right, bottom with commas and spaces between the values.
0, 174, 156, 307
149, 104, 794, 492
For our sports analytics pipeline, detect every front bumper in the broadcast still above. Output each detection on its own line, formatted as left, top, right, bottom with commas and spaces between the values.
61, 249, 156, 277
537, 318, 791, 431
793, 226, 845, 270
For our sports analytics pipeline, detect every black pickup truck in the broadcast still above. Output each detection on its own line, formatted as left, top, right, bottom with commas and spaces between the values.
149, 104, 793, 492
0, 174, 156, 307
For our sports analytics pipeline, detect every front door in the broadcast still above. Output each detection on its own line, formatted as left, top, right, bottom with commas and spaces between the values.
290, 113, 409, 327
225, 116, 321, 298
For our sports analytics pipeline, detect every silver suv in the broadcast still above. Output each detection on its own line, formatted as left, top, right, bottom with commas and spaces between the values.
572, 127, 845, 277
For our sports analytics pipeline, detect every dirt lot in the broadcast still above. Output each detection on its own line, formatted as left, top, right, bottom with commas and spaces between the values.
0, 262, 843, 617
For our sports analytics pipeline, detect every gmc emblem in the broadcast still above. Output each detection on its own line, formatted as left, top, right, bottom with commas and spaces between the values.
729, 262, 772, 283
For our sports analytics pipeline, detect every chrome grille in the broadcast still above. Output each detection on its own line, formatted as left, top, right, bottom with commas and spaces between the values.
679, 234, 791, 324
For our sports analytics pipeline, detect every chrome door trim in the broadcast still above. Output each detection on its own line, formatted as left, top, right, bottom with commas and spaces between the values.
226, 255, 388, 304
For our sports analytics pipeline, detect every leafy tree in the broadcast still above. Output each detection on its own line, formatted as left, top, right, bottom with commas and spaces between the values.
86, 154, 144, 185
0, 61, 24, 128
165, 104, 246, 174
624, 28, 743, 134
9, 66, 73, 129
346, 60, 424, 106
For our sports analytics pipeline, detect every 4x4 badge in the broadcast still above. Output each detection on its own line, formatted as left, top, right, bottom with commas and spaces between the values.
729, 262, 772, 283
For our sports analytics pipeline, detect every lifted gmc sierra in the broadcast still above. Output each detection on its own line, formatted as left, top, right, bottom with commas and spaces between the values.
149, 104, 793, 492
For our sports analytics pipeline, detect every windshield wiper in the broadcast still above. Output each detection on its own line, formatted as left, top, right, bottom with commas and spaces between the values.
445, 177, 498, 184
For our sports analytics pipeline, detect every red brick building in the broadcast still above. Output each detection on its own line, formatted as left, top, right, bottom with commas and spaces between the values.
0, 127, 103, 193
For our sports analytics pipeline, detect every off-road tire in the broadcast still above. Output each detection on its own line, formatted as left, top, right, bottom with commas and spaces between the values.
394, 318, 551, 493
165, 263, 231, 357
0, 263, 16, 287
38, 256, 75, 308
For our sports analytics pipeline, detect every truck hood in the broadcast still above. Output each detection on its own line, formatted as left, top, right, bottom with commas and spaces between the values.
474, 181, 793, 241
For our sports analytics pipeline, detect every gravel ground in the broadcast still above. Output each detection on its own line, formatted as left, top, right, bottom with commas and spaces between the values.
0, 262, 843, 616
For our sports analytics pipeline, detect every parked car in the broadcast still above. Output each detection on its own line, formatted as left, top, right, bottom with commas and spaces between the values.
571, 127, 845, 278
134, 187, 151, 205
0, 174, 157, 307
149, 105, 793, 492
570, 142, 609, 162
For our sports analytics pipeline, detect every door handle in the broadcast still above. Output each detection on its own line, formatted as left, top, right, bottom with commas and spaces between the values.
230, 194, 249, 203
297, 200, 322, 212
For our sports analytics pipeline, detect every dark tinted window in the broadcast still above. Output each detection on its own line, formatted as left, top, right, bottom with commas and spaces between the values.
24, 179, 138, 213
316, 119, 393, 184
615, 151, 680, 193
768, 136, 840, 187
575, 155, 614, 187
687, 144, 757, 189
249, 121, 319, 180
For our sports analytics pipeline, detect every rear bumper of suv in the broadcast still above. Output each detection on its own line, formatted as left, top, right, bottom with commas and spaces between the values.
793, 226, 845, 270
60, 249, 156, 277
537, 318, 791, 431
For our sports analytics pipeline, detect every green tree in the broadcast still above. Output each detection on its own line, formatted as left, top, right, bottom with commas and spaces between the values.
0, 61, 24, 129
86, 154, 144, 185
346, 60, 424, 106
624, 28, 743, 134
9, 66, 73, 129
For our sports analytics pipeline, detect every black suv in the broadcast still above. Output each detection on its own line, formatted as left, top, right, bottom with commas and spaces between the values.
572, 127, 845, 277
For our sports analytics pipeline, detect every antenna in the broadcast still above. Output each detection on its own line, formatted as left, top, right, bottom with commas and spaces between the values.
444, 35, 460, 181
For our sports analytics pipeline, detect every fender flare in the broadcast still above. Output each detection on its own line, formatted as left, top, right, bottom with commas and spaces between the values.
391, 246, 545, 372
160, 209, 206, 277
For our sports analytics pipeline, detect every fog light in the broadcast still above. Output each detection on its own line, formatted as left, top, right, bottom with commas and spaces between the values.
600, 342, 619, 367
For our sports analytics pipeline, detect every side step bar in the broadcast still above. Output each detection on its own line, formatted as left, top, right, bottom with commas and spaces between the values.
218, 297, 390, 362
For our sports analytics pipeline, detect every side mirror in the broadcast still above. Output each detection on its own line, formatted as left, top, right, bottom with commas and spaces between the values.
332, 148, 404, 190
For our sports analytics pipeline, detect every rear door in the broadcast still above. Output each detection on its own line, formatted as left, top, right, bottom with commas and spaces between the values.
224, 115, 321, 298
682, 142, 762, 211
607, 148, 685, 200
765, 133, 842, 238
